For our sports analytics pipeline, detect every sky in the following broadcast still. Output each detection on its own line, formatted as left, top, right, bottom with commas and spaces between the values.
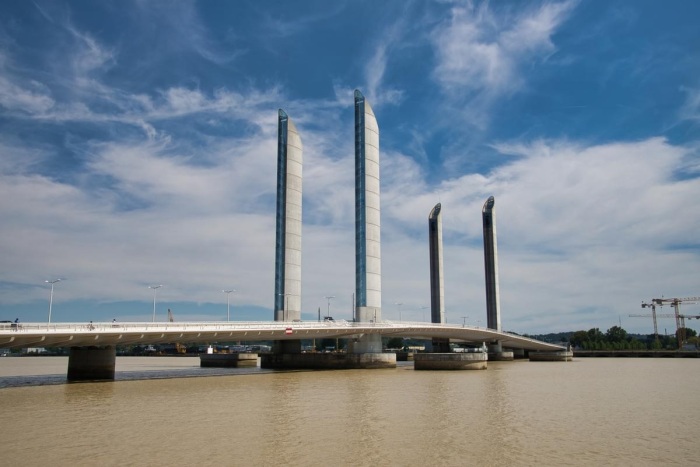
1, 0, 699, 334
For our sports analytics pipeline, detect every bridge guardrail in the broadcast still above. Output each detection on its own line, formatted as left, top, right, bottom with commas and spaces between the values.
1, 320, 487, 330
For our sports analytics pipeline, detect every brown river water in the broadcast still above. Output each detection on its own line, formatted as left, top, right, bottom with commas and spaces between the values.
0, 356, 697, 466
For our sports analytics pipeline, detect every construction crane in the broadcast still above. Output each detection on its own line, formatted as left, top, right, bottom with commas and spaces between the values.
638, 301, 659, 338
166, 308, 186, 353
630, 297, 700, 348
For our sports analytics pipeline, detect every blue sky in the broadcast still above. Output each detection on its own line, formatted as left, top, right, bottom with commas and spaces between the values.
1, 0, 699, 334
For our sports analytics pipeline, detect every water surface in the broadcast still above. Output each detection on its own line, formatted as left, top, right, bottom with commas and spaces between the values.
0, 357, 697, 466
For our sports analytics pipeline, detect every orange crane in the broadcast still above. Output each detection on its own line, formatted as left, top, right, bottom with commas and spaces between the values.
630, 297, 700, 348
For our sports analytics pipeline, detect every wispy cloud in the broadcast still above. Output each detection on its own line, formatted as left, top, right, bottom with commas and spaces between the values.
363, 14, 408, 108
431, 1, 576, 97
679, 86, 700, 122
132, 0, 242, 66
0, 1, 698, 334
0, 76, 55, 114
377, 136, 700, 331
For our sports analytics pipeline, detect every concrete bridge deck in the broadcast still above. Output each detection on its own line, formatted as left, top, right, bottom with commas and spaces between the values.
0, 320, 563, 351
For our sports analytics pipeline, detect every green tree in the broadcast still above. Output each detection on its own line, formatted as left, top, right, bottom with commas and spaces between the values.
605, 326, 628, 343
587, 328, 604, 342
570, 330, 589, 348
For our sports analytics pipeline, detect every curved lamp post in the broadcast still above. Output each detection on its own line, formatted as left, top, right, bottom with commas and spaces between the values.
223, 289, 235, 321
149, 285, 163, 322
395, 302, 403, 321
46, 279, 62, 323
421, 306, 429, 322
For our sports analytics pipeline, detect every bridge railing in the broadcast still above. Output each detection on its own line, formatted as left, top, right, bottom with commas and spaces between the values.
0, 320, 494, 334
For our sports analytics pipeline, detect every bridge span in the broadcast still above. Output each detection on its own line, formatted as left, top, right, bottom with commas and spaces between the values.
0, 320, 562, 352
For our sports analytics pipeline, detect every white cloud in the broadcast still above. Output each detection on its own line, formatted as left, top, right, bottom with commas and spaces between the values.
0, 76, 55, 115
1, 0, 698, 336
363, 20, 406, 108
375, 136, 699, 333
66, 25, 115, 78
431, 1, 575, 95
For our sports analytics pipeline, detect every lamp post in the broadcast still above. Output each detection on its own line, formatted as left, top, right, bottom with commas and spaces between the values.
421, 306, 429, 322
223, 289, 235, 321
149, 285, 163, 322
325, 295, 335, 318
278, 293, 291, 321
45, 279, 62, 323
395, 302, 403, 321
462, 316, 469, 327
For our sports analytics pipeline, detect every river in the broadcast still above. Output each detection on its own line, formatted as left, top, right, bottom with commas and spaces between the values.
0, 356, 697, 466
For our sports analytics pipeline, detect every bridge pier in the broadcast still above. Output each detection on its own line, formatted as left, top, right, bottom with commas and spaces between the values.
487, 341, 514, 361
67, 346, 116, 381
414, 352, 487, 370
529, 350, 573, 362
261, 335, 396, 370
273, 339, 302, 355
430, 337, 451, 353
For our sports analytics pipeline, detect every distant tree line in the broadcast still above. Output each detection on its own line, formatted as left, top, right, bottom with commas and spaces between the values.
525, 326, 699, 350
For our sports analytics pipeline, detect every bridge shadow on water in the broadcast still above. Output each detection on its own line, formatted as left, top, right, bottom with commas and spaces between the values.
1, 360, 418, 389
0, 366, 274, 389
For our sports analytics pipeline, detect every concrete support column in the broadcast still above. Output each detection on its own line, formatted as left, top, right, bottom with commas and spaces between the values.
428, 203, 445, 325
482, 196, 501, 332
432, 338, 451, 353
348, 333, 383, 354
487, 341, 514, 361
488, 341, 503, 354
274, 109, 303, 323
273, 340, 301, 355
67, 346, 116, 381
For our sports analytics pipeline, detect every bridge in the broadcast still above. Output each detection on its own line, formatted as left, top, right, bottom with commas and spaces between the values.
0, 320, 562, 351
0, 320, 565, 379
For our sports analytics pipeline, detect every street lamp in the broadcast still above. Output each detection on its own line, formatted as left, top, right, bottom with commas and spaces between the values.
325, 295, 335, 318
149, 285, 163, 322
278, 293, 291, 321
395, 302, 403, 321
421, 306, 429, 322
462, 316, 469, 327
223, 289, 235, 321
45, 279, 62, 323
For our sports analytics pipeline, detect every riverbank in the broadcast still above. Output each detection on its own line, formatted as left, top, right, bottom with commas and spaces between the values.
574, 349, 700, 358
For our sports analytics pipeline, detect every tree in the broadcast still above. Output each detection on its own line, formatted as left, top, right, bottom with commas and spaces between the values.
587, 328, 604, 342
570, 330, 589, 348
605, 326, 628, 343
